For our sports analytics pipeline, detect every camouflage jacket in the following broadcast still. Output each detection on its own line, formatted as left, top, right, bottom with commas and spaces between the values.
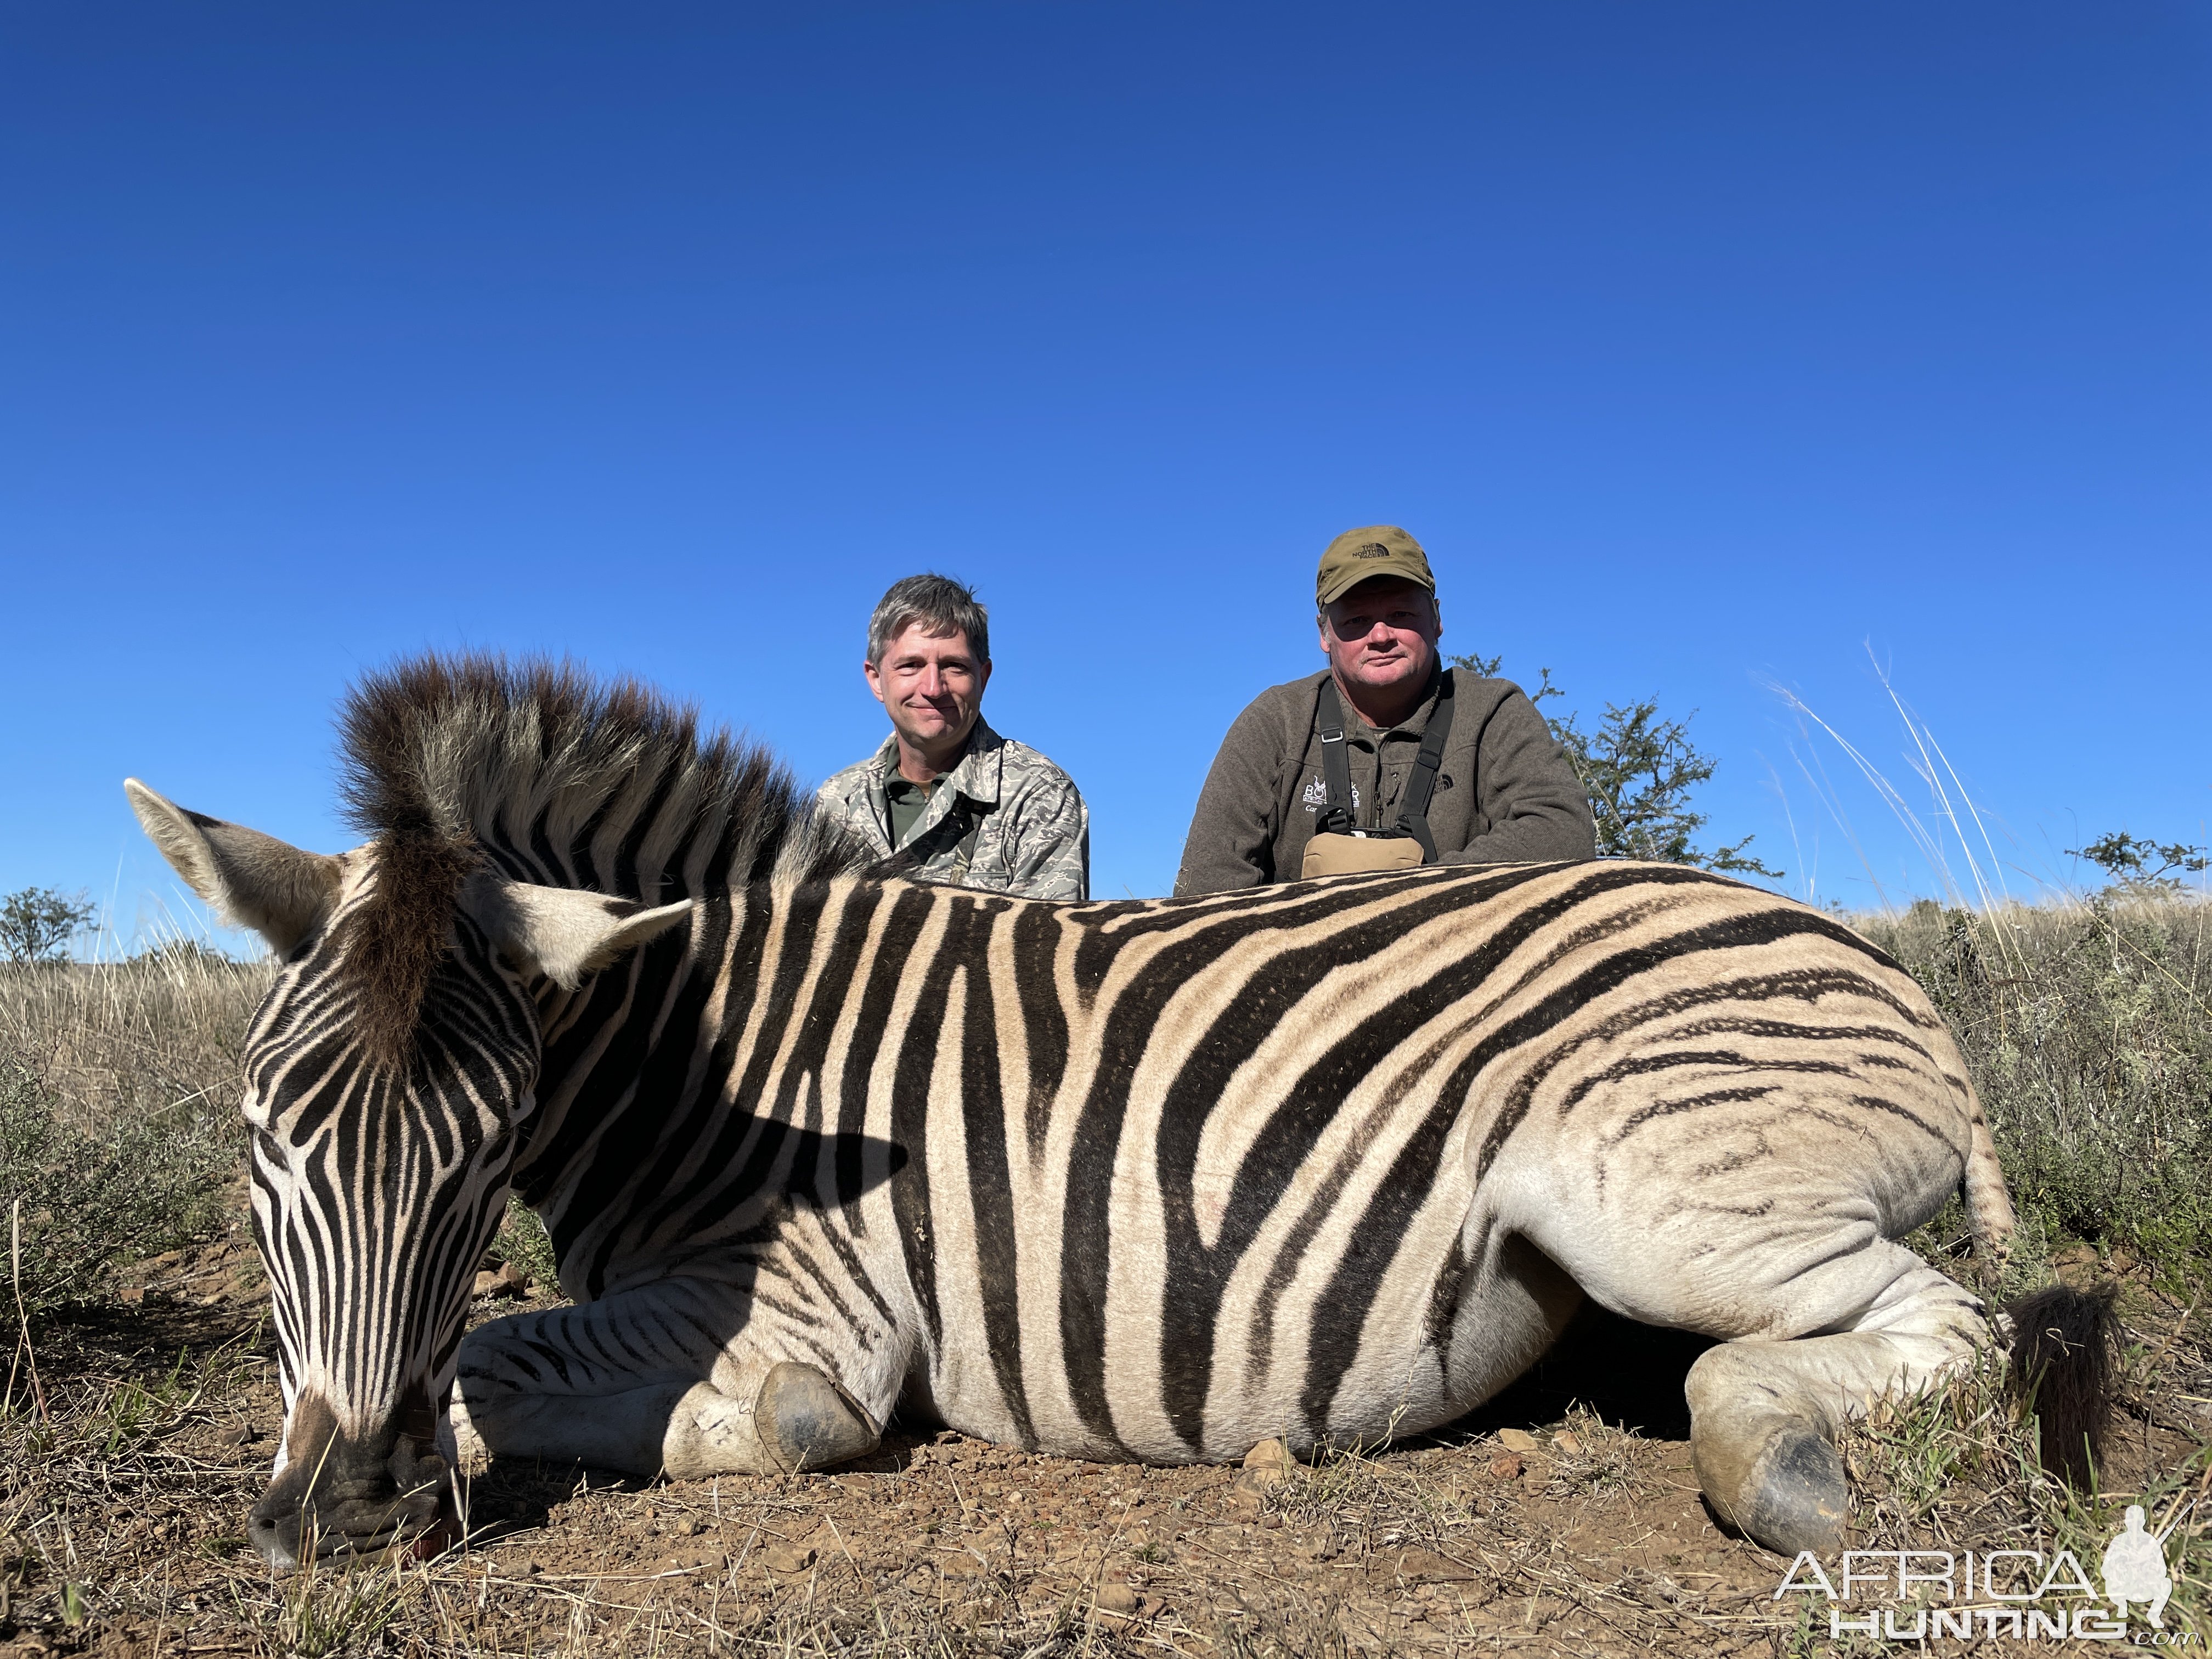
815, 718, 1090, 901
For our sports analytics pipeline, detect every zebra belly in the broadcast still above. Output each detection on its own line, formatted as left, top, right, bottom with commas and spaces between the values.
907, 1203, 1568, 1463
902, 1120, 1499, 1463
1482, 1014, 1978, 1344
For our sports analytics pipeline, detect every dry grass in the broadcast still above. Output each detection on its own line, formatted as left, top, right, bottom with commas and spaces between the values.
1816, 1325, 2212, 1650
0, 951, 272, 1135
0, 954, 267, 1314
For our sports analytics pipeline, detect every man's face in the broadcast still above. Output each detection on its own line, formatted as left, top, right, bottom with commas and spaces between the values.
865, 623, 990, 755
1318, 577, 1442, 695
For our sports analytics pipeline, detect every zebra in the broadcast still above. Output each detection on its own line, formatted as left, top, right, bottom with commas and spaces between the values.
126, 654, 2100, 1568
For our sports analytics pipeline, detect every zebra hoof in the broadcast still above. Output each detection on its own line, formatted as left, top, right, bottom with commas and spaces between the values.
445, 1395, 487, 1464
1724, 1425, 1847, 1557
755, 1362, 878, 1474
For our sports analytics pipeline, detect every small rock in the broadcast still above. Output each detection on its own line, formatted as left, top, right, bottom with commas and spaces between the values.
763, 1542, 816, 1575
118, 1285, 146, 1305
1261, 1513, 1283, 1530
520, 1559, 542, 1577
472, 1262, 528, 1299
679, 1516, 704, 1537
1553, 1431, 1582, 1456
1242, 1437, 1291, 1471
1227, 1469, 1280, 1511
218, 1421, 263, 1448
1095, 1580, 1139, 1615
1486, 1452, 1525, 1481
1496, 1428, 1539, 1453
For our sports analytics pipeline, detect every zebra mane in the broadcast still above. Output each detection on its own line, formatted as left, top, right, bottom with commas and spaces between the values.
331, 652, 870, 1060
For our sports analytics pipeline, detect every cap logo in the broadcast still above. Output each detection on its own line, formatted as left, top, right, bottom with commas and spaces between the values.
1356, 543, 1391, 559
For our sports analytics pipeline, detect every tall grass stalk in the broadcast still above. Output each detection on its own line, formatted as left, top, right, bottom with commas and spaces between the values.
1767, 654, 2033, 956
0, 952, 270, 1136
1762, 667, 2208, 1284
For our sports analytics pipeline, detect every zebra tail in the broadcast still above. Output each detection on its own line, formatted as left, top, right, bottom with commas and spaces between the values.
1961, 1087, 2016, 1265
2004, 1282, 2120, 1489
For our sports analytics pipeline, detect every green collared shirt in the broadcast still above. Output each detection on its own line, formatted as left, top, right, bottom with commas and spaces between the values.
883, 773, 943, 850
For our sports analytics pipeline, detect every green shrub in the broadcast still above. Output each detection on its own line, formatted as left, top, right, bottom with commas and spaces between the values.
487, 1192, 560, 1290
1861, 896, 2212, 1294
1450, 652, 1779, 876
2067, 830, 2208, 895
0, 1049, 239, 1313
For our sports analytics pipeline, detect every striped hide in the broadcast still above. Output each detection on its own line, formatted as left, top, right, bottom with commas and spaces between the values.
128, 654, 2012, 1565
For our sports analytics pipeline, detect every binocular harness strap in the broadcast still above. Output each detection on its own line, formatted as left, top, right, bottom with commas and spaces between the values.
1312, 672, 1456, 860
1315, 682, 1357, 836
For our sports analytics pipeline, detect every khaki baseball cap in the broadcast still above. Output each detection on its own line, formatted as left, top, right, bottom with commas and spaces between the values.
1315, 526, 1436, 608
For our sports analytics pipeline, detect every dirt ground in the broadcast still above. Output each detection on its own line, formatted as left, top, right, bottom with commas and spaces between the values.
4, 1239, 2206, 1658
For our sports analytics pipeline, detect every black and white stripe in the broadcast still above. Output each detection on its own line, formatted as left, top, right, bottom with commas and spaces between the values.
469, 851, 2001, 1462
136, 657, 2011, 1561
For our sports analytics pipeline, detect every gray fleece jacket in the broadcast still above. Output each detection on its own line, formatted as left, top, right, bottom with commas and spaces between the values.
1172, 668, 1595, 895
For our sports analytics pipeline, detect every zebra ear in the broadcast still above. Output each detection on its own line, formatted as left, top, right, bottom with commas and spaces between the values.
462, 877, 692, 990
125, 779, 345, 956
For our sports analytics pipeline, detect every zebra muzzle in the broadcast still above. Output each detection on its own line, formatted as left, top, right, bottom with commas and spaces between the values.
249, 1392, 455, 1569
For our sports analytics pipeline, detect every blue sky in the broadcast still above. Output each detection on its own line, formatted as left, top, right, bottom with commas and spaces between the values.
4, 4, 2207, 949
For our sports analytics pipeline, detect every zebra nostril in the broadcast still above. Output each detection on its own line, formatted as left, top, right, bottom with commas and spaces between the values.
247, 1511, 300, 1571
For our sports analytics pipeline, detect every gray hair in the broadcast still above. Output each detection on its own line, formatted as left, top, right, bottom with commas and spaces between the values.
866, 573, 990, 667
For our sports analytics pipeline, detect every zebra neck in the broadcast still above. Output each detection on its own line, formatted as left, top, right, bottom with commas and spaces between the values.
514, 876, 954, 1296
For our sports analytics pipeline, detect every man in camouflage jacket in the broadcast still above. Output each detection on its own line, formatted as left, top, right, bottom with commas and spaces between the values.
817, 574, 1090, 902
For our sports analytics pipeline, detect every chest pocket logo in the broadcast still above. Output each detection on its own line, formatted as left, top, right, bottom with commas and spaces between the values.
1301, 775, 1361, 814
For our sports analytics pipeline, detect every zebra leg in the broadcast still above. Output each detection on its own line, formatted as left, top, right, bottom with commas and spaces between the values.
451, 1362, 880, 1479
451, 1378, 692, 1473
451, 1274, 891, 1479
662, 1361, 879, 1478
1683, 1246, 1989, 1555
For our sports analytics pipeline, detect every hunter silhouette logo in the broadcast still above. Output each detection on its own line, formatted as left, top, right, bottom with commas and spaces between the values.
1774, 1503, 2195, 1642
2102, 1505, 2175, 1628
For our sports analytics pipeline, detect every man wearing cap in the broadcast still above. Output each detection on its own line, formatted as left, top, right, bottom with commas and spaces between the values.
1172, 527, 1593, 894
818, 572, 1090, 901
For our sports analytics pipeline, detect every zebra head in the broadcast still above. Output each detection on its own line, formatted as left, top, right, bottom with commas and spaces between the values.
125, 780, 690, 1567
